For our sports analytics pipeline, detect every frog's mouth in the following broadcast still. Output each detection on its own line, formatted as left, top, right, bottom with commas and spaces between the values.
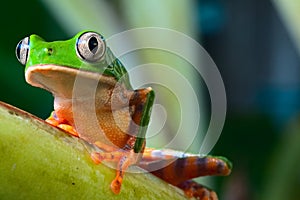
25, 64, 117, 98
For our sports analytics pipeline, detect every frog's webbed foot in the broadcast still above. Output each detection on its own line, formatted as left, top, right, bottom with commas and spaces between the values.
178, 180, 218, 200
91, 149, 139, 194
45, 112, 79, 137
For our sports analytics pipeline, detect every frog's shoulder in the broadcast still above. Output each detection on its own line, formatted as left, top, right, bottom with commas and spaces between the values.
104, 47, 132, 89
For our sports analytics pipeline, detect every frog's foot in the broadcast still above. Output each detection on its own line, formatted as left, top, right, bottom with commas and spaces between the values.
177, 180, 218, 200
45, 114, 79, 137
57, 124, 79, 137
45, 114, 59, 126
91, 150, 138, 194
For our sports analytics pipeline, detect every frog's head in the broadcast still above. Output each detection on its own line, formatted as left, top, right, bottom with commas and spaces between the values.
16, 31, 131, 97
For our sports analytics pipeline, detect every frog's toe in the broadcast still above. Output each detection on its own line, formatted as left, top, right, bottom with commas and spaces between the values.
91, 150, 138, 194
90, 152, 103, 164
110, 176, 122, 194
57, 124, 79, 137
45, 118, 59, 126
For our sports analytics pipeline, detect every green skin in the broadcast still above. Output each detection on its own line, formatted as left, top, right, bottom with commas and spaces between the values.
27, 31, 131, 88
17, 30, 155, 153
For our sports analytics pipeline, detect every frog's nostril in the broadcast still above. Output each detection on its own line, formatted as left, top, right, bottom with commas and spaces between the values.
47, 48, 53, 55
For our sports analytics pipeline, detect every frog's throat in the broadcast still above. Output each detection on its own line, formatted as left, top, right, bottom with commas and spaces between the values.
25, 64, 118, 98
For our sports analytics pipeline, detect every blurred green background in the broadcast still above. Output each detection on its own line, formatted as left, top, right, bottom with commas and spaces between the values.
1, 0, 300, 199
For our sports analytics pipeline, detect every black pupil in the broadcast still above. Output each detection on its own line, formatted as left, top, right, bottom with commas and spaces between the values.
88, 36, 98, 54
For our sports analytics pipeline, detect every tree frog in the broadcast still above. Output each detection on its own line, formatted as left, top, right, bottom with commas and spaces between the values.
16, 31, 231, 199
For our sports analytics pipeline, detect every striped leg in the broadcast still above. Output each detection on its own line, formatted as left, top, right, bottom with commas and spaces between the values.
139, 149, 232, 199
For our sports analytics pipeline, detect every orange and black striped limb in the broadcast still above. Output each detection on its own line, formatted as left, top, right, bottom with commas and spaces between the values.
140, 155, 231, 185
139, 151, 232, 199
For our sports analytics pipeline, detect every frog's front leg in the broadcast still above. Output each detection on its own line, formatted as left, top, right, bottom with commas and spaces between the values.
45, 111, 79, 137
91, 87, 155, 194
91, 147, 141, 194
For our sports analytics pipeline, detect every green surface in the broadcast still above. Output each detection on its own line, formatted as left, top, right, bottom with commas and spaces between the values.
0, 101, 189, 200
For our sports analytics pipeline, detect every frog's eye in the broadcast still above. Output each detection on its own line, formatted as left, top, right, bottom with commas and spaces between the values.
76, 32, 106, 63
16, 36, 30, 65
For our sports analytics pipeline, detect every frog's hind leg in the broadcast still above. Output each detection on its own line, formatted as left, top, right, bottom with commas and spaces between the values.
139, 150, 232, 199
177, 180, 218, 200
140, 150, 232, 185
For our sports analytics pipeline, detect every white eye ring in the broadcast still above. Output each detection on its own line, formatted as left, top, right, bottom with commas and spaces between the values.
76, 31, 106, 63
16, 36, 30, 65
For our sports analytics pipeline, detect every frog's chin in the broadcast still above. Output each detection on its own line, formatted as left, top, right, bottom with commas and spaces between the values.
25, 64, 117, 99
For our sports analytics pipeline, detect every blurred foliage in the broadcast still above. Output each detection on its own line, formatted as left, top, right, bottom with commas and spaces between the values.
273, 0, 300, 55
261, 116, 300, 200
213, 114, 279, 199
